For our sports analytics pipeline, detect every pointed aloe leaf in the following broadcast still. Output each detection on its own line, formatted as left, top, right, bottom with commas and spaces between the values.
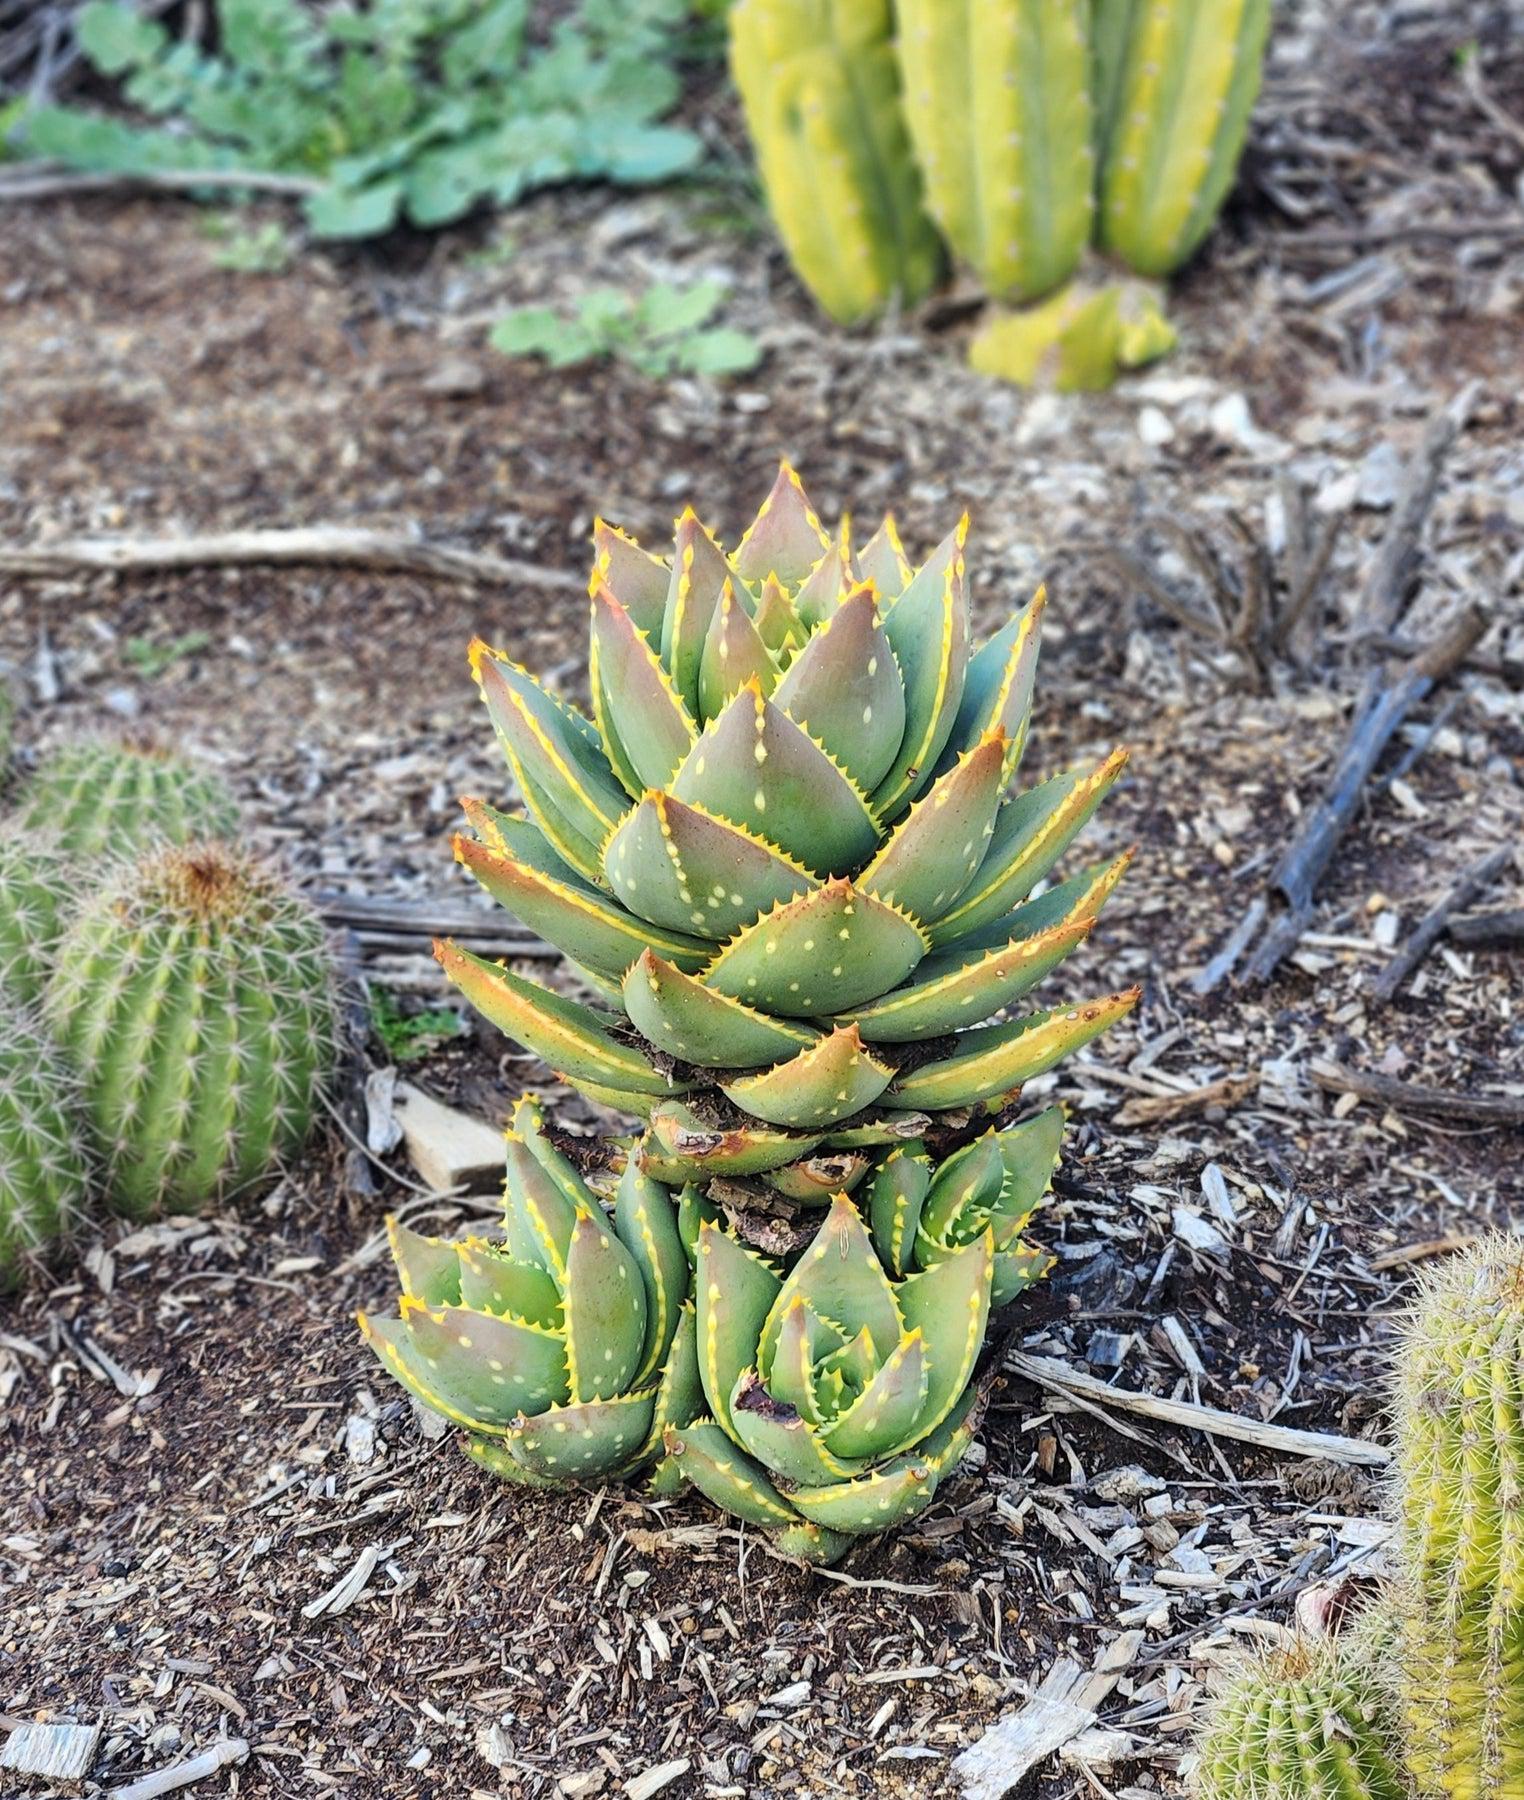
785, 1448, 943, 1533
866, 1145, 930, 1278
623, 949, 819, 1069
887, 988, 1142, 1111
671, 686, 881, 877
563, 1208, 648, 1403
843, 916, 1094, 1043
662, 508, 734, 718
761, 1195, 902, 1369
918, 1134, 1005, 1247
992, 1243, 1053, 1309
732, 462, 831, 586
752, 575, 806, 657
463, 1434, 559, 1487
720, 1024, 894, 1129
614, 1160, 690, 1385
645, 1301, 703, 1452
822, 1330, 930, 1458
561, 1076, 664, 1120
703, 880, 925, 1018
508, 1389, 658, 1481
772, 1521, 855, 1564
856, 515, 912, 602
503, 1132, 581, 1275
456, 1241, 562, 1328
694, 1222, 781, 1433
927, 750, 1129, 944
387, 1217, 461, 1306
938, 589, 1046, 778
436, 940, 680, 1097
603, 791, 816, 942
792, 528, 851, 629
699, 578, 778, 718
921, 849, 1131, 968
459, 798, 586, 887
513, 1096, 597, 1213
891, 1234, 992, 1448
992, 1105, 1066, 1224
471, 642, 628, 881
765, 1297, 846, 1422
676, 1184, 722, 1260
730, 1371, 869, 1486
773, 582, 906, 793
859, 731, 1007, 927
592, 518, 669, 639
590, 583, 697, 797
405, 1296, 572, 1423
455, 831, 709, 979
641, 1102, 827, 1182
663, 1416, 799, 1526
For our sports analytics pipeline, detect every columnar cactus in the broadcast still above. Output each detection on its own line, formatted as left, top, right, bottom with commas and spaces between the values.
894, 0, 1095, 302
44, 842, 337, 1218
0, 1013, 92, 1290
1097, 0, 1273, 277
359, 1099, 700, 1486
728, 0, 942, 324
0, 828, 73, 1005
1193, 1634, 1408, 1800
17, 739, 239, 859
442, 466, 1137, 1192
1392, 1237, 1524, 1800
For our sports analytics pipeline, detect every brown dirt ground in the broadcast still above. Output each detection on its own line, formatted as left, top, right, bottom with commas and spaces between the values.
2, 4, 1523, 1797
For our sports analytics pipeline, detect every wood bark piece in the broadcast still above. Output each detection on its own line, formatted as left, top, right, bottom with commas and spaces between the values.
1311, 1061, 1524, 1127
107, 1738, 249, 1799
316, 891, 557, 960
1448, 908, 1524, 948
392, 1083, 505, 1194
1372, 845, 1512, 1001
0, 526, 585, 592
1007, 1351, 1391, 1467
1, 1719, 102, 1780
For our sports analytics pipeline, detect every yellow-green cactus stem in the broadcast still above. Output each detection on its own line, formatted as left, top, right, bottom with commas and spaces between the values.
1392, 1236, 1524, 1800
730, 0, 943, 324
0, 1012, 92, 1290
895, 0, 1095, 303
1098, 0, 1272, 276
17, 738, 239, 859
1192, 1631, 1407, 1800
44, 842, 337, 1218
968, 278, 1177, 390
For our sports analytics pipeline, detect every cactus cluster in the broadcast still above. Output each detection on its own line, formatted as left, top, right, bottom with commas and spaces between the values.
0, 1014, 93, 1291
730, 0, 1271, 383
17, 736, 239, 857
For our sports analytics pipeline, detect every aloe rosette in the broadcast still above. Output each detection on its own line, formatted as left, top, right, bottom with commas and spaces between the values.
662, 1191, 995, 1564
440, 465, 1138, 1191
359, 1100, 699, 1486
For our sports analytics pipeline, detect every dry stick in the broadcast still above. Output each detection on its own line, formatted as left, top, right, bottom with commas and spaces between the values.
1449, 908, 1524, 948
0, 526, 586, 592
106, 1739, 250, 1800
0, 161, 322, 201
1007, 1352, 1391, 1467
1371, 844, 1513, 1002
1235, 604, 1491, 985
315, 891, 558, 959
1311, 1062, 1524, 1128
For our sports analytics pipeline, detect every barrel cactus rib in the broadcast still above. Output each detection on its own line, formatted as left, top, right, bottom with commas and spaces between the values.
0, 1013, 92, 1290
0, 827, 73, 1005
16, 739, 238, 859
443, 467, 1137, 1188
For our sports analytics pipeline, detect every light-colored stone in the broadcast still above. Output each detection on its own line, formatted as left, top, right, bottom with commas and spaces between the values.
2, 1721, 102, 1780
392, 1082, 504, 1193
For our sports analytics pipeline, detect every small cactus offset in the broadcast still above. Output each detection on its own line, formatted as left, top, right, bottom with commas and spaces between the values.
44, 842, 337, 1218
969, 277, 1177, 392
729, 0, 942, 324
1192, 1633, 1408, 1800
1097, 0, 1272, 277
0, 1013, 93, 1290
17, 738, 239, 859
359, 1099, 699, 1488
0, 828, 73, 1005
1392, 1236, 1524, 1800
894, 0, 1095, 303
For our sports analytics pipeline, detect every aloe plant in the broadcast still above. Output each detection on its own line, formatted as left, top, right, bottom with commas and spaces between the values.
359, 1099, 699, 1486
0, 1013, 93, 1290
441, 466, 1137, 1195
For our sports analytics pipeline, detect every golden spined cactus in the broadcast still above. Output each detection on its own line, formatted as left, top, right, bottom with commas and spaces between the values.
1097, 0, 1272, 277
894, 0, 1095, 303
729, 0, 943, 324
1392, 1236, 1524, 1800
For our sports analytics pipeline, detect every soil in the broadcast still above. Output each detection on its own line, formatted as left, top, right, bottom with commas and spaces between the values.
1, 3, 1522, 1797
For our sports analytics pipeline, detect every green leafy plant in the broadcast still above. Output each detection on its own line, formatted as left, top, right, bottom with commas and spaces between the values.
490, 280, 762, 379
124, 629, 214, 677
202, 218, 295, 274
368, 987, 466, 1063
19, 0, 705, 240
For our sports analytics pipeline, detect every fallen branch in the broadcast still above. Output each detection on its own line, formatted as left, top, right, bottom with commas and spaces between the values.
1311, 1061, 1524, 1128
0, 526, 585, 592
0, 160, 321, 202
1372, 845, 1513, 1002
1007, 1351, 1391, 1468
1448, 908, 1524, 949
107, 1739, 249, 1800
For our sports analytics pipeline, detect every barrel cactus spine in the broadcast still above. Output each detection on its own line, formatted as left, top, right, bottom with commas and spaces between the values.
894, 0, 1096, 302
728, 0, 943, 324
1391, 1235, 1524, 1800
17, 738, 239, 859
0, 827, 73, 1005
0, 1012, 93, 1290
44, 841, 338, 1218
